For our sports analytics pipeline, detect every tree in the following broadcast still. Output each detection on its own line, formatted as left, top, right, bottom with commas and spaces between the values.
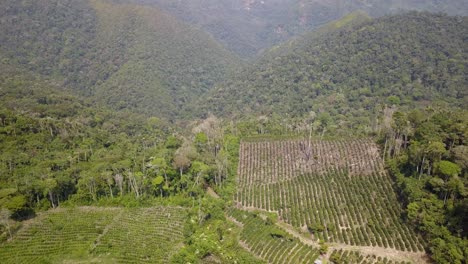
426, 141, 446, 176
190, 161, 211, 188
151, 175, 165, 197
194, 132, 208, 153
173, 141, 195, 177
149, 157, 170, 186
437, 160, 461, 180
451, 145, 468, 171
0, 189, 27, 218
0, 209, 12, 240
430, 238, 464, 264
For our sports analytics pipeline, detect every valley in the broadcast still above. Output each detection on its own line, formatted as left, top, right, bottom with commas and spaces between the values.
0, 0, 466, 263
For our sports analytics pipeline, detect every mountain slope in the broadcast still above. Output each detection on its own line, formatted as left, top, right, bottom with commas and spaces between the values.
200, 12, 467, 131
127, 0, 468, 57
0, 0, 240, 117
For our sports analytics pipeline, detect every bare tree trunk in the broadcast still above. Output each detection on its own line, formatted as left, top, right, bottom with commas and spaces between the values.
108, 185, 113, 198
383, 137, 388, 160
320, 128, 326, 140
49, 191, 55, 208
419, 155, 426, 180
126, 172, 139, 198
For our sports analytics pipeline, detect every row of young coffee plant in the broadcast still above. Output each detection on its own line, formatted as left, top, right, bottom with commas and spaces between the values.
93, 207, 186, 263
229, 208, 320, 264
0, 206, 187, 263
0, 207, 117, 263
236, 139, 424, 252
238, 139, 381, 186
329, 249, 412, 264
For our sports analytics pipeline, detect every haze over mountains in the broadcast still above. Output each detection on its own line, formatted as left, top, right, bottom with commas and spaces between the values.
200, 12, 467, 133
0, 1, 467, 263
0, 0, 467, 120
128, 0, 468, 57
0, 0, 240, 117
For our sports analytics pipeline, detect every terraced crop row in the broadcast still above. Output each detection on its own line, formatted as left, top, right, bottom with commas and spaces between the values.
229, 208, 320, 264
236, 139, 424, 252
238, 139, 381, 185
0, 206, 186, 263
93, 207, 186, 263
329, 249, 411, 264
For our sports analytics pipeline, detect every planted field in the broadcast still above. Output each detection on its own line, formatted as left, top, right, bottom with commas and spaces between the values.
329, 249, 411, 264
0, 206, 186, 263
229, 208, 320, 264
236, 139, 424, 252
93, 207, 186, 263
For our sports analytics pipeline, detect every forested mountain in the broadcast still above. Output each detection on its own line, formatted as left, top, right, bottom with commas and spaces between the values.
0, 0, 240, 118
126, 0, 468, 57
0, 63, 176, 216
1, 1, 467, 263
382, 108, 468, 264
200, 12, 467, 134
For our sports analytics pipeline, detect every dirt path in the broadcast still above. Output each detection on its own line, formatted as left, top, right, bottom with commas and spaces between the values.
276, 220, 320, 247
329, 244, 430, 264
206, 187, 220, 199
229, 197, 429, 263
90, 209, 124, 251
276, 220, 429, 264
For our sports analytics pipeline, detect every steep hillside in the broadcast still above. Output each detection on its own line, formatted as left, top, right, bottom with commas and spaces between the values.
0, 0, 240, 117
128, 0, 468, 57
200, 12, 467, 133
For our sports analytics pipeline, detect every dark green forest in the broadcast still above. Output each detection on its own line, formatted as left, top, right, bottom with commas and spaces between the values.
383, 108, 467, 264
0, 0, 240, 118
201, 12, 467, 135
127, 0, 468, 57
0, 1, 467, 263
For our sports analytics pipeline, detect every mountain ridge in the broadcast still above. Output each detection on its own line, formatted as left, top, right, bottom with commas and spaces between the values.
0, 0, 241, 118
197, 12, 467, 133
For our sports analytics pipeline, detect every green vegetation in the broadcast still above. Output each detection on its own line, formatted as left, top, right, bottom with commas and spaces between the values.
0, 0, 240, 117
229, 208, 320, 263
0, 68, 180, 214
383, 108, 468, 264
329, 249, 411, 264
172, 196, 263, 263
202, 12, 467, 134
236, 139, 424, 256
0, 1, 467, 263
129, 0, 468, 57
0, 206, 186, 263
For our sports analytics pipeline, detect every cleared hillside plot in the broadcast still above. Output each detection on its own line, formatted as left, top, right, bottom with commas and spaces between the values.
229, 208, 320, 264
236, 139, 425, 252
329, 249, 411, 264
0, 206, 186, 263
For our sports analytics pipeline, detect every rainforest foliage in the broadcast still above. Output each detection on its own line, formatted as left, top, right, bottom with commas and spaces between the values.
383, 108, 468, 264
0, 0, 240, 118
0, 67, 240, 219
0, 2, 467, 263
202, 12, 467, 134
129, 0, 468, 57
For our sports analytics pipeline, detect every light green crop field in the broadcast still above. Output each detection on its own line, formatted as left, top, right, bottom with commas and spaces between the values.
0, 206, 186, 263
229, 208, 320, 264
236, 139, 423, 251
